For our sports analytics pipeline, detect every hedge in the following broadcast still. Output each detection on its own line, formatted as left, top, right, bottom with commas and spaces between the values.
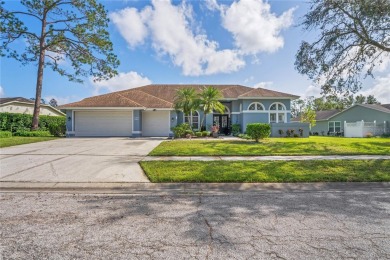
0, 113, 66, 136
0, 131, 12, 138
13, 130, 52, 137
246, 123, 271, 142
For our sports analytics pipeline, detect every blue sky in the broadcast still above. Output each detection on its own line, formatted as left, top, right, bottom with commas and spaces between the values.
1, 0, 389, 104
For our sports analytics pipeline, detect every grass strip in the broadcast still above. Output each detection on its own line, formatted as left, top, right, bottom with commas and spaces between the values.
149, 137, 390, 156
0, 137, 58, 148
140, 160, 390, 183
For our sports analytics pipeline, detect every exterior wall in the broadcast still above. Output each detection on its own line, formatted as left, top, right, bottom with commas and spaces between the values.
132, 110, 142, 137
270, 122, 310, 138
65, 110, 75, 137
242, 113, 269, 133
0, 103, 64, 116
310, 121, 328, 135
311, 106, 390, 135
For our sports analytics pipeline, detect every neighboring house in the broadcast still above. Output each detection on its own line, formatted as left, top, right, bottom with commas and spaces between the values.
293, 104, 390, 135
60, 84, 299, 137
0, 97, 65, 116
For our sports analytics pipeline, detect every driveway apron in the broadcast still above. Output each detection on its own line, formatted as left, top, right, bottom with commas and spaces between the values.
0, 138, 163, 183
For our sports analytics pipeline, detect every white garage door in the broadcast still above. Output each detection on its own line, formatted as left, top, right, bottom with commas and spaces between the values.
75, 111, 132, 137
142, 111, 170, 137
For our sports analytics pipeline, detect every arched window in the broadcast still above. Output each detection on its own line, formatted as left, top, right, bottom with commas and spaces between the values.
269, 102, 286, 123
184, 111, 200, 129
248, 102, 265, 111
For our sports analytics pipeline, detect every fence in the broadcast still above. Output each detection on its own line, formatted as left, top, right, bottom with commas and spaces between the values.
344, 120, 389, 137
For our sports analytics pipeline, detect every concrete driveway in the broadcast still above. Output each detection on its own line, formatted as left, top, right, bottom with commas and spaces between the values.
0, 138, 163, 183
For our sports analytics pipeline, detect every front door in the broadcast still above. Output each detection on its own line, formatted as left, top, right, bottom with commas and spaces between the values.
213, 115, 230, 135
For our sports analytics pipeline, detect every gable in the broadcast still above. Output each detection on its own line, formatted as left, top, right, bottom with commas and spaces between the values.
328, 105, 390, 122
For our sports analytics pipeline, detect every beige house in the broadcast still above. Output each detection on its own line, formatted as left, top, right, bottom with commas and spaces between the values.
0, 97, 65, 116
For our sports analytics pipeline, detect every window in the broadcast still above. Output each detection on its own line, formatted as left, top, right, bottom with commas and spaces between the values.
328, 121, 341, 133
269, 102, 286, 123
184, 111, 199, 130
213, 105, 230, 114
248, 102, 264, 111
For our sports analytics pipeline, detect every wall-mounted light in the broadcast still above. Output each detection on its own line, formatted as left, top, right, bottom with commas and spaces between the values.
67, 116, 71, 121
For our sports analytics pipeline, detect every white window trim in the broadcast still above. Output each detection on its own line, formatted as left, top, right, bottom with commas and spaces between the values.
328, 121, 341, 132
183, 110, 200, 130
269, 102, 286, 111
248, 102, 265, 111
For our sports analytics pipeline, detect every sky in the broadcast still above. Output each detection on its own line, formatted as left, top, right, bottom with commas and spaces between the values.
1, 0, 389, 105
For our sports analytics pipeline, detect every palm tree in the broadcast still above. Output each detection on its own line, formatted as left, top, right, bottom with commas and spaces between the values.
199, 86, 225, 130
174, 87, 199, 129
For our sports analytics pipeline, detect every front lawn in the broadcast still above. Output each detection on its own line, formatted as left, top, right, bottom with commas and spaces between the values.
140, 160, 390, 183
0, 137, 58, 148
149, 136, 390, 156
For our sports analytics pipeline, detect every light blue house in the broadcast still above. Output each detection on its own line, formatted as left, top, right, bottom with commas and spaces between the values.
60, 84, 299, 137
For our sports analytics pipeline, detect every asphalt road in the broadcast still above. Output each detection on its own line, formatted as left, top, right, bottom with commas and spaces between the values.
1, 189, 389, 259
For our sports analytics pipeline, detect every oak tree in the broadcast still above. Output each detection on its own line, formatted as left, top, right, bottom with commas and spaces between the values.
295, 0, 390, 94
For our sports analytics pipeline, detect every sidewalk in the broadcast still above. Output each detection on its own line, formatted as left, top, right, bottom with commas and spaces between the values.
143, 155, 390, 161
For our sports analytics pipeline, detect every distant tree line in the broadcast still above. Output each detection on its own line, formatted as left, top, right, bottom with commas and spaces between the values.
292, 94, 380, 118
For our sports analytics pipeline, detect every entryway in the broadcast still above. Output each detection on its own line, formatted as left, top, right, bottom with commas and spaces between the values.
213, 114, 230, 135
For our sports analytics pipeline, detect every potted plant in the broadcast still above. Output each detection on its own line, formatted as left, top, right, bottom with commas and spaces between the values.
211, 125, 219, 138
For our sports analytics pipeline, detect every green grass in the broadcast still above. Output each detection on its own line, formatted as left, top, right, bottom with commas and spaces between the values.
140, 160, 390, 183
0, 136, 58, 148
149, 136, 390, 156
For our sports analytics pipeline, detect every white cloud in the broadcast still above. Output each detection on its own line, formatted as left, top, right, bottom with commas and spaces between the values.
91, 71, 152, 95
0, 86, 4, 97
221, 0, 295, 54
359, 74, 390, 104
244, 76, 254, 83
110, 7, 151, 48
254, 81, 273, 89
204, 0, 222, 12
300, 85, 322, 99
110, 0, 245, 76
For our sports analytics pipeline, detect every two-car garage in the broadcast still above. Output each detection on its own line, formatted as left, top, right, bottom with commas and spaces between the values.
74, 111, 133, 137
73, 110, 171, 137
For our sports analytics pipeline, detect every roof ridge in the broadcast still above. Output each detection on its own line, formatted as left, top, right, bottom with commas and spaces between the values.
114, 92, 145, 108
136, 89, 174, 106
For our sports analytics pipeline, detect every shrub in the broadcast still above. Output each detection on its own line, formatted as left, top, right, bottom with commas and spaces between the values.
0, 131, 12, 138
299, 128, 303, 137
365, 132, 373, 138
195, 132, 202, 137
278, 129, 284, 137
0, 113, 65, 133
13, 130, 52, 137
231, 124, 241, 136
201, 131, 209, 137
185, 129, 194, 136
293, 133, 299, 138
48, 123, 66, 137
286, 129, 292, 137
246, 123, 271, 142
172, 123, 191, 138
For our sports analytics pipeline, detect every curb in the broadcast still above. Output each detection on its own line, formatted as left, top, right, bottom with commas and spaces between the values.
1, 182, 389, 194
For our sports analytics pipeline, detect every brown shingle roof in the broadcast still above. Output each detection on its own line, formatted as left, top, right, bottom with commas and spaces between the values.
0, 97, 34, 104
60, 84, 299, 109
291, 109, 341, 122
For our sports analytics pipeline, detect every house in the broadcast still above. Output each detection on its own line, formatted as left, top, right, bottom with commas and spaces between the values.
0, 97, 65, 117
293, 104, 390, 135
60, 84, 299, 137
